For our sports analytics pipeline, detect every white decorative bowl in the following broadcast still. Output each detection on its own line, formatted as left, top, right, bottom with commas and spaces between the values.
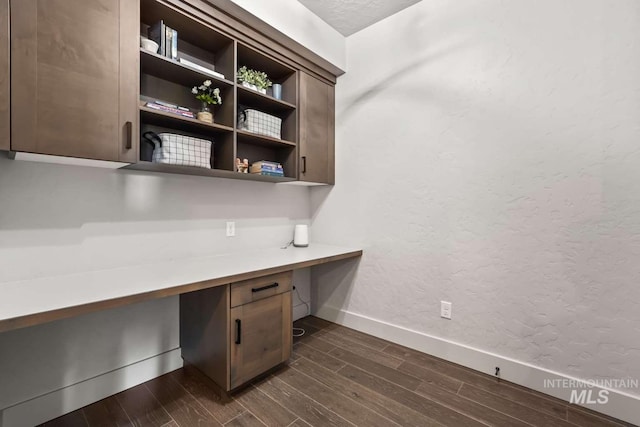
141, 39, 159, 54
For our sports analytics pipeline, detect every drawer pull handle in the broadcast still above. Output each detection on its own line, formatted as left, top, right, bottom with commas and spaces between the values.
125, 121, 133, 149
252, 282, 279, 293
235, 319, 241, 344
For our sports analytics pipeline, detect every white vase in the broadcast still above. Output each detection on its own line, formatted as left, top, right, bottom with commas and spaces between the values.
241, 81, 266, 95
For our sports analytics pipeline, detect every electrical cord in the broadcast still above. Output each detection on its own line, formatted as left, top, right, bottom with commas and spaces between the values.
281, 240, 294, 249
292, 285, 309, 337
293, 286, 310, 316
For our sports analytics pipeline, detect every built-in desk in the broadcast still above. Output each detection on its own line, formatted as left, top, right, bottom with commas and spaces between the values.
0, 244, 362, 333
0, 244, 362, 422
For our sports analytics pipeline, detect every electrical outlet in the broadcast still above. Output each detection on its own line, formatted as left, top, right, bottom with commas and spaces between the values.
441, 301, 452, 319
226, 221, 235, 237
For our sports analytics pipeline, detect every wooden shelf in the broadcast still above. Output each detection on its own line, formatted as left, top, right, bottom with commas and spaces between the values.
237, 85, 296, 113
237, 129, 296, 148
140, 105, 234, 133
125, 161, 296, 182
140, 49, 234, 88
238, 43, 296, 81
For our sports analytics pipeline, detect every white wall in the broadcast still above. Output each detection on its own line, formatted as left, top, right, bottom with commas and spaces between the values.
311, 0, 640, 421
0, 157, 311, 424
229, 0, 346, 71
0, 158, 309, 282
0, 2, 340, 422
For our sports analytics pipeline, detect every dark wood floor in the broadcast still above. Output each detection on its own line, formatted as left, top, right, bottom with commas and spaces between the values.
42, 316, 636, 427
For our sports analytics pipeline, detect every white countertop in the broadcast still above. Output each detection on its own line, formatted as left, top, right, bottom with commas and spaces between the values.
0, 244, 362, 332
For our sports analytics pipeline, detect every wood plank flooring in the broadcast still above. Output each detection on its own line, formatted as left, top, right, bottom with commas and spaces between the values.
41, 316, 636, 427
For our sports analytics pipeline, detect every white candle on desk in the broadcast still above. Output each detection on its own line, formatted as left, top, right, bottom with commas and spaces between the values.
293, 225, 309, 247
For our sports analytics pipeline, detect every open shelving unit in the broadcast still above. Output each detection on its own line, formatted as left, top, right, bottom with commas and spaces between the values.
140, 49, 235, 89
236, 43, 298, 179
131, 0, 300, 182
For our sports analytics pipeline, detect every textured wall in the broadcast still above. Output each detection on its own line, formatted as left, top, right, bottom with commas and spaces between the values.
297, 0, 421, 36
311, 0, 640, 394
0, 157, 310, 409
230, 0, 346, 70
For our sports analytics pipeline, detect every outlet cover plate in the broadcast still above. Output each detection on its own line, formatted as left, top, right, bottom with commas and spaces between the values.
226, 221, 235, 237
441, 301, 452, 319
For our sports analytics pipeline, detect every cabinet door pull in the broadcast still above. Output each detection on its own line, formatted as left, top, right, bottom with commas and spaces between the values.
251, 282, 279, 293
235, 319, 242, 344
125, 121, 133, 150
301, 156, 307, 174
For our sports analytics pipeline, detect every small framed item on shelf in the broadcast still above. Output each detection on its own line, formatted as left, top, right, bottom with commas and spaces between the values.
143, 131, 213, 169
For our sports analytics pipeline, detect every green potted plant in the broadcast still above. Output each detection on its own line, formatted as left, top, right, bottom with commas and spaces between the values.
192, 80, 222, 123
237, 66, 272, 95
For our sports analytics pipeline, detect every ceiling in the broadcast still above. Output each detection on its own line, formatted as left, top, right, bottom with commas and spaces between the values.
297, 0, 422, 36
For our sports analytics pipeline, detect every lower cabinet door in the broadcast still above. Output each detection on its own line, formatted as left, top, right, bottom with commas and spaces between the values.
230, 291, 292, 389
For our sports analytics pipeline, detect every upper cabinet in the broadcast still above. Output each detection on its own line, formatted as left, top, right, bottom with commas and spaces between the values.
0, 0, 8, 151
299, 72, 335, 185
10, 0, 139, 162
6, 0, 341, 184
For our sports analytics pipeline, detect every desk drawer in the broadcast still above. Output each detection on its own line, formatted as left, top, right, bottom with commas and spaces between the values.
230, 271, 292, 307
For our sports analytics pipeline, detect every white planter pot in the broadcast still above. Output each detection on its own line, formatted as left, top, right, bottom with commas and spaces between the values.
241, 81, 266, 95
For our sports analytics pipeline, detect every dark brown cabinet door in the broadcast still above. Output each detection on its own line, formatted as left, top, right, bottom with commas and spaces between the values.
299, 72, 335, 184
10, 0, 139, 162
0, 0, 8, 151
229, 292, 292, 389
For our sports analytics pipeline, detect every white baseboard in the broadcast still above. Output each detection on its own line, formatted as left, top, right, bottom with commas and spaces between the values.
315, 306, 640, 426
1, 349, 183, 427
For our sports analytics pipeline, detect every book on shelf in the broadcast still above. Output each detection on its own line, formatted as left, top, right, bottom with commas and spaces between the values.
250, 166, 284, 175
172, 28, 178, 59
250, 170, 285, 177
153, 100, 190, 112
250, 162, 284, 176
178, 57, 225, 80
251, 160, 282, 169
148, 20, 166, 58
164, 26, 171, 57
164, 26, 178, 59
144, 101, 194, 118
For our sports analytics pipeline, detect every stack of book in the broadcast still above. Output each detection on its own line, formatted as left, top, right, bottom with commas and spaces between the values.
250, 161, 284, 177
144, 100, 194, 119
148, 20, 178, 60
179, 57, 226, 80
